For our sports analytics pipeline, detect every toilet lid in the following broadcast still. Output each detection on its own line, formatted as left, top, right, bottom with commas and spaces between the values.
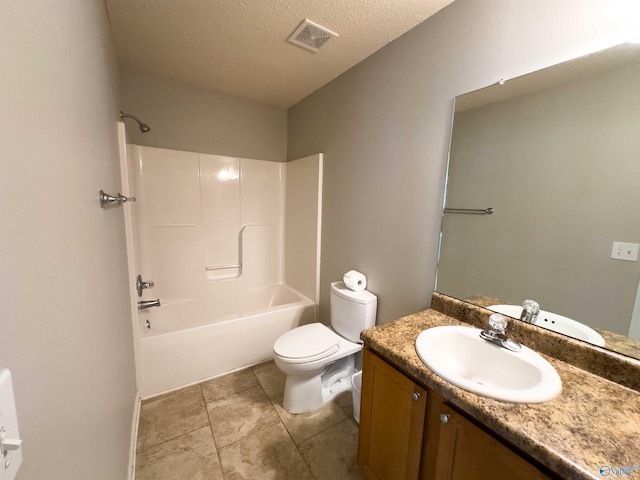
274, 323, 340, 362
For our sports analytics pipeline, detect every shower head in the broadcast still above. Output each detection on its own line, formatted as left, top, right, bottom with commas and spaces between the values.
120, 111, 151, 133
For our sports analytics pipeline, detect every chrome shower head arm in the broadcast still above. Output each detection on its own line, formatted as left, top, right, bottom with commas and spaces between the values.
120, 111, 151, 133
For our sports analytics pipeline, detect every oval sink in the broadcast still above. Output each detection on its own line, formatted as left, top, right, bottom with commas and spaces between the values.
488, 305, 605, 347
415, 326, 561, 403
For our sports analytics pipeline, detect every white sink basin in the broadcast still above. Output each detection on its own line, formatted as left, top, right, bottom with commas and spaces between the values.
488, 305, 605, 347
415, 326, 561, 403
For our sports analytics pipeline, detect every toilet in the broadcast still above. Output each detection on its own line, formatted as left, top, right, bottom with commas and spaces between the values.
273, 281, 377, 414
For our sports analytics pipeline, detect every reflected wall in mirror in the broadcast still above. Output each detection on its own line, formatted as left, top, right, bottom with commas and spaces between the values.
437, 41, 640, 361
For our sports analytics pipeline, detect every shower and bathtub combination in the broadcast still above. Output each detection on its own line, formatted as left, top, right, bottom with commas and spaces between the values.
118, 124, 322, 397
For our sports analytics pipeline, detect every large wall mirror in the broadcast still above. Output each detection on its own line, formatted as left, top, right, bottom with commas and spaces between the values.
437, 41, 640, 361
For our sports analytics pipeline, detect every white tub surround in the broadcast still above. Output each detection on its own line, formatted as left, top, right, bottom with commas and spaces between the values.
121, 144, 322, 397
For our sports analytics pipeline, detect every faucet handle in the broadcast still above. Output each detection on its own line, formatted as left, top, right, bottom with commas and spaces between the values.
521, 299, 540, 323
481, 313, 522, 352
522, 299, 540, 314
489, 313, 508, 335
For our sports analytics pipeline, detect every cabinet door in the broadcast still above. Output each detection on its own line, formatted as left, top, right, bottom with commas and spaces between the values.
358, 348, 427, 480
434, 404, 551, 480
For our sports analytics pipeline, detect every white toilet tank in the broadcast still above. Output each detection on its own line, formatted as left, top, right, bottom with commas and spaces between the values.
330, 281, 377, 343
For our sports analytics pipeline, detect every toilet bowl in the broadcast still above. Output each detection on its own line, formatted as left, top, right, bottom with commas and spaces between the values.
273, 281, 377, 414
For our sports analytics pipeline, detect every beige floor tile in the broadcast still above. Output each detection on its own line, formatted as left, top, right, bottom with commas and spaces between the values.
137, 366, 365, 478
206, 385, 280, 448
137, 385, 209, 451
218, 423, 314, 480
136, 427, 223, 480
335, 390, 356, 420
298, 419, 364, 480
200, 368, 259, 403
272, 398, 347, 444
252, 361, 285, 400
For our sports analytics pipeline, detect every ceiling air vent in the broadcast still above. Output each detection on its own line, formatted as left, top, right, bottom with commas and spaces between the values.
288, 19, 338, 53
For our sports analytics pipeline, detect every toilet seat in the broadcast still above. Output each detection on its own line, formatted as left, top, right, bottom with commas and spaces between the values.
274, 323, 341, 364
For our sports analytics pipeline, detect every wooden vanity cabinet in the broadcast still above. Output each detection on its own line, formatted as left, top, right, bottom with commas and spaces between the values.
358, 348, 554, 480
425, 402, 553, 480
358, 348, 427, 480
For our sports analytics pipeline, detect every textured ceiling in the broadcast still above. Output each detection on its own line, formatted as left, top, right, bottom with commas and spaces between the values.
105, 0, 455, 108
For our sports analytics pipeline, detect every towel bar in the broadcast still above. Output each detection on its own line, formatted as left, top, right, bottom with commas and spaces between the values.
444, 207, 494, 215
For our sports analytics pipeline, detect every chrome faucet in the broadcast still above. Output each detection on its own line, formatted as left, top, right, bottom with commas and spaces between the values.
520, 299, 540, 324
480, 313, 522, 352
138, 299, 161, 310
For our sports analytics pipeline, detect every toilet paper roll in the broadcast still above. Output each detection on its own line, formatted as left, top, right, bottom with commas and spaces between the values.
343, 270, 367, 292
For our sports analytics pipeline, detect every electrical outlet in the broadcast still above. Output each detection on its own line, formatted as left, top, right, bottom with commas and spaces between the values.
610, 242, 639, 261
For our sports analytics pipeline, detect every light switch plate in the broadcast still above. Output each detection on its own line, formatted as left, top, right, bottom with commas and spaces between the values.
0, 369, 22, 480
610, 242, 639, 261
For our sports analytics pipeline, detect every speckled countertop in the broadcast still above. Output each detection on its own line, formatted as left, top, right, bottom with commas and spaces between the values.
361, 304, 640, 480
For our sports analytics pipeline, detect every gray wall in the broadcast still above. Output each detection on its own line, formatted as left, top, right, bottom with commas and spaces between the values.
287, 0, 636, 325
121, 68, 287, 161
439, 62, 640, 335
0, 1, 136, 479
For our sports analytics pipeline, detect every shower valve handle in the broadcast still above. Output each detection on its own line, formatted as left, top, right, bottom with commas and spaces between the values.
136, 274, 155, 297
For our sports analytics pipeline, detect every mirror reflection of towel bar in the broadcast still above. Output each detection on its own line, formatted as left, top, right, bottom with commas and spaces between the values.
444, 207, 494, 215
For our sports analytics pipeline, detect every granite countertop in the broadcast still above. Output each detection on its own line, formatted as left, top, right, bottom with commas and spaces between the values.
361, 308, 640, 480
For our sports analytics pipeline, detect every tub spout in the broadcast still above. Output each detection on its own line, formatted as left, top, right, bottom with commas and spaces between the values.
138, 299, 161, 310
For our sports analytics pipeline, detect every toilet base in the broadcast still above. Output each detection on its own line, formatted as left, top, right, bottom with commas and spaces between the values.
283, 355, 356, 414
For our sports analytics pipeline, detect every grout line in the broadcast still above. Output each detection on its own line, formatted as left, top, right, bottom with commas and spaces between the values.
136, 423, 211, 455
295, 402, 350, 446
199, 383, 228, 479
273, 396, 318, 480
144, 363, 367, 479
208, 365, 315, 478
136, 385, 217, 458
202, 376, 282, 451
286, 410, 318, 480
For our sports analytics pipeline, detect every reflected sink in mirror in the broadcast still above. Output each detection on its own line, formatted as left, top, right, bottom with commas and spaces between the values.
415, 326, 561, 403
488, 305, 606, 347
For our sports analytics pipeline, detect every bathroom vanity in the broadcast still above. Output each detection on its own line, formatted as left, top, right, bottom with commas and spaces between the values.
357, 294, 640, 480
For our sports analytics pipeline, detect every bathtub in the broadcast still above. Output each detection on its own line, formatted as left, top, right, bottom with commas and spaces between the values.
138, 285, 315, 397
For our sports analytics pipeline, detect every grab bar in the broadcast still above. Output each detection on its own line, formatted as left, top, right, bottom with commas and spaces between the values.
205, 263, 242, 271
444, 207, 494, 215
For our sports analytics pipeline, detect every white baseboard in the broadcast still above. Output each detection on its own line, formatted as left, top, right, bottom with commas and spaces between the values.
128, 391, 141, 480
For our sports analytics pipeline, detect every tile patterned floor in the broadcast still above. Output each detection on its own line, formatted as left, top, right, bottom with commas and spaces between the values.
136, 361, 364, 479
